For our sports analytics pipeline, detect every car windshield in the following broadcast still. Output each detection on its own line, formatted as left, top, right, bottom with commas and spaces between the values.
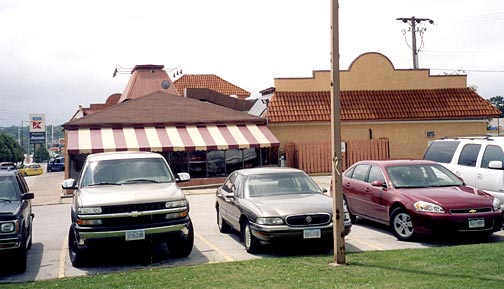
80, 158, 174, 187
245, 172, 321, 198
0, 176, 19, 201
386, 163, 464, 188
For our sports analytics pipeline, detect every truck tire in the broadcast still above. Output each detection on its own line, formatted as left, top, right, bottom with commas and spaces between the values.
68, 227, 87, 267
167, 221, 194, 258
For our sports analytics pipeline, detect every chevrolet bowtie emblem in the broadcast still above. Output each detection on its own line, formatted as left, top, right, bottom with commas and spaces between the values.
469, 209, 477, 213
131, 211, 141, 217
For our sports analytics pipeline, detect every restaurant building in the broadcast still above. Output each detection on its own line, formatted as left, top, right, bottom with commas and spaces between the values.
63, 65, 279, 185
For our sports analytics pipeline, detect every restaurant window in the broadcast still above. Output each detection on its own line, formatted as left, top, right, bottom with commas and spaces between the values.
188, 151, 207, 178
264, 146, 279, 166
226, 149, 243, 174
207, 150, 225, 177
169, 151, 188, 175
244, 148, 260, 168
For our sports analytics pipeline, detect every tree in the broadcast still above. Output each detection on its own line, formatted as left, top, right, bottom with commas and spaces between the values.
0, 133, 24, 163
489, 96, 504, 115
34, 145, 50, 163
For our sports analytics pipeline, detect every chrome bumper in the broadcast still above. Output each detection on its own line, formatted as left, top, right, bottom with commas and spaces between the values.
250, 222, 334, 233
249, 221, 352, 240
77, 223, 188, 244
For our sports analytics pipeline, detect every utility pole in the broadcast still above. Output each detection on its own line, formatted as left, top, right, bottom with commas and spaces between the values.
396, 16, 434, 69
330, 0, 345, 266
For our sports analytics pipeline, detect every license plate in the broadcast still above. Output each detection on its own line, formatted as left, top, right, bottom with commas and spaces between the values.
125, 229, 145, 241
303, 229, 321, 239
468, 218, 485, 229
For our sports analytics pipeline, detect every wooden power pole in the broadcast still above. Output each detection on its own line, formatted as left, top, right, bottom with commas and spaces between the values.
330, 0, 346, 266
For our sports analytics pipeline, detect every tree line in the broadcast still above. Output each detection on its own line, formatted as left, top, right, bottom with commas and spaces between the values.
0, 133, 50, 163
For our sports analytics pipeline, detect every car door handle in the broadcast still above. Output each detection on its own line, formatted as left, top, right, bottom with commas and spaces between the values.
477, 174, 483, 179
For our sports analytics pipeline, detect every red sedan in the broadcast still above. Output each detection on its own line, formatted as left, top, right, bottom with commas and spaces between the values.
342, 159, 502, 241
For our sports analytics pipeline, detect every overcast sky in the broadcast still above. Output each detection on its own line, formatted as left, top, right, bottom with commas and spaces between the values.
0, 0, 503, 126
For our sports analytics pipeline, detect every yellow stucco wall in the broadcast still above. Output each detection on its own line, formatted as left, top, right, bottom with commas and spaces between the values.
274, 52, 467, 91
269, 121, 488, 159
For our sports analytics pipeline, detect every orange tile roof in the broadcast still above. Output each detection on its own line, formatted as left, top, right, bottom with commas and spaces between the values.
267, 88, 501, 123
173, 74, 251, 99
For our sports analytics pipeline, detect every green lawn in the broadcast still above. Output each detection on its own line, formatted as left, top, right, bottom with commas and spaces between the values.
2, 242, 504, 289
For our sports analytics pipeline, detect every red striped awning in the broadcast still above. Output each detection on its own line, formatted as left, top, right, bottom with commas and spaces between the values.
66, 124, 279, 154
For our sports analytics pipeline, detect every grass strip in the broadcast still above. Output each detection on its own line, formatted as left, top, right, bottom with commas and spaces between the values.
2, 242, 503, 289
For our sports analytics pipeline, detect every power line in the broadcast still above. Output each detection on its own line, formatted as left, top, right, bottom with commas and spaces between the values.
397, 16, 435, 69
430, 68, 504, 73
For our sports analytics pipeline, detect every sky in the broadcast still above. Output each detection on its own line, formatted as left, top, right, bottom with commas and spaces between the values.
0, 0, 503, 126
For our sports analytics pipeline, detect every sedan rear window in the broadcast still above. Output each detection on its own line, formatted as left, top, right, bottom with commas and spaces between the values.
351, 165, 370, 182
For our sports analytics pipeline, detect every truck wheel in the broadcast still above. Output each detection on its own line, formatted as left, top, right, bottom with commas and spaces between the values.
14, 230, 28, 273
68, 227, 86, 267
167, 221, 194, 258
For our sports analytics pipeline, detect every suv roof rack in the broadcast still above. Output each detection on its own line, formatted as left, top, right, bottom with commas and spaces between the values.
440, 135, 499, 141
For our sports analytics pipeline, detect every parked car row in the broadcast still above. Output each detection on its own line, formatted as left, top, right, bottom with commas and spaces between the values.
59, 151, 352, 268
9, 135, 504, 271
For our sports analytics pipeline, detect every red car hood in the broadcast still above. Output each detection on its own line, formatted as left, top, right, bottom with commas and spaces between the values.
401, 186, 494, 209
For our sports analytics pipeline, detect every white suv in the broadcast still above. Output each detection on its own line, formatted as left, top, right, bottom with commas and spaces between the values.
424, 136, 504, 209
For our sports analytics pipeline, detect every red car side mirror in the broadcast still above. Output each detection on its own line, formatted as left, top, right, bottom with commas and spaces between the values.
371, 180, 386, 188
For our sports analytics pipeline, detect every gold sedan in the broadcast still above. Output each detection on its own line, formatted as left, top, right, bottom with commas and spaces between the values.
18, 163, 43, 176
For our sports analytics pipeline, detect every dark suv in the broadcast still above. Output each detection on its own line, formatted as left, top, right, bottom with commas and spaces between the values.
0, 169, 34, 273
47, 157, 65, 172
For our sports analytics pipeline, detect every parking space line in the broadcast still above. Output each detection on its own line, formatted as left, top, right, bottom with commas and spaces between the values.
58, 235, 68, 278
346, 236, 385, 251
194, 232, 234, 262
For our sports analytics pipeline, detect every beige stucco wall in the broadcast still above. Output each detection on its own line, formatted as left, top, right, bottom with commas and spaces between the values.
270, 52, 485, 162
269, 120, 488, 159
274, 52, 467, 92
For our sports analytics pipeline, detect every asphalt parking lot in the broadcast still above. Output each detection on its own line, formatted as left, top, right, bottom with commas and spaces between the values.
1, 172, 503, 284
